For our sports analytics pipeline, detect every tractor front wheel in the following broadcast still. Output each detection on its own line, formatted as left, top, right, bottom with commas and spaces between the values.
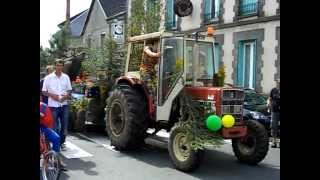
232, 120, 269, 165
168, 124, 204, 172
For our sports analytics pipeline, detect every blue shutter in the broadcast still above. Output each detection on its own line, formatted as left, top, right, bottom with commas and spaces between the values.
204, 0, 211, 21
214, 43, 220, 74
166, 0, 173, 29
237, 42, 244, 87
252, 40, 257, 89
215, 0, 220, 18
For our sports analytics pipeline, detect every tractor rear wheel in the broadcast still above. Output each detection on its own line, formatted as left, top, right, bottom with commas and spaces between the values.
232, 120, 269, 165
105, 86, 148, 151
168, 124, 204, 172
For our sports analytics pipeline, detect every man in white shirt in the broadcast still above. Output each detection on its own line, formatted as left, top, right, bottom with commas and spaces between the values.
42, 59, 72, 150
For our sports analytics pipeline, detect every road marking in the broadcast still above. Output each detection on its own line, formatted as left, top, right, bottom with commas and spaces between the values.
61, 141, 93, 159
147, 129, 170, 138
102, 144, 119, 153
76, 133, 119, 153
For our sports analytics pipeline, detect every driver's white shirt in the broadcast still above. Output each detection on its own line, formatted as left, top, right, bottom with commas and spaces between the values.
42, 72, 72, 107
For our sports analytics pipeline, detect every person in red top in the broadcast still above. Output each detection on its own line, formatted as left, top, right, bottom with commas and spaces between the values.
40, 101, 60, 153
40, 100, 68, 170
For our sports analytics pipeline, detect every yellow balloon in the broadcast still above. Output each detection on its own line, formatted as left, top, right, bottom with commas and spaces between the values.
222, 115, 235, 128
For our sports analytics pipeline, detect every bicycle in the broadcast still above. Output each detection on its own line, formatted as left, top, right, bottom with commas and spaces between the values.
40, 130, 61, 180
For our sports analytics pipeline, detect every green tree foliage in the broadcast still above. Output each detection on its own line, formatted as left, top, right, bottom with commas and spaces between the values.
145, 0, 161, 33
82, 35, 121, 82
104, 35, 121, 80
128, 0, 160, 36
82, 48, 105, 77
128, 0, 145, 36
48, 27, 70, 58
40, 46, 54, 70
178, 91, 225, 150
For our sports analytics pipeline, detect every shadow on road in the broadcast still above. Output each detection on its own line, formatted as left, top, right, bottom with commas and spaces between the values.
121, 145, 279, 180
72, 131, 279, 180
59, 157, 99, 180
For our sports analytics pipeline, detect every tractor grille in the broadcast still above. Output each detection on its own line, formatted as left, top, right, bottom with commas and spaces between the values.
222, 89, 244, 100
221, 89, 244, 122
221, 105, 243, 114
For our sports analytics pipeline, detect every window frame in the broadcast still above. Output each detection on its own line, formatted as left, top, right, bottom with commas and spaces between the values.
236, 40, 257, 89
238, 0, 259, 18
165, 0, 178, 30
203, 0, 221, 24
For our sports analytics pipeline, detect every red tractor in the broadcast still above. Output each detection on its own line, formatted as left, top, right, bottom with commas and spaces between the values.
105, 30, 269, 172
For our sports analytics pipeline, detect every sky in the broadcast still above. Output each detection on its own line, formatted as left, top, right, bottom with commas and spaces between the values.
40, 0, 92, 48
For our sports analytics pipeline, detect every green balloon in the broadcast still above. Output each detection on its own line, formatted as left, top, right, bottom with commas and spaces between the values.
206, 115, 222, 131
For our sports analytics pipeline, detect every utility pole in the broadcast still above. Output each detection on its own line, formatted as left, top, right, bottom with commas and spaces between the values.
66, 0, 70, 29
64, 0, 71, 56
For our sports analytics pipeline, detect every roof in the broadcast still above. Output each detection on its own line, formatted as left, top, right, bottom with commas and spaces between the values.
58, 9, 89, 37
81, 0, 127, 35
58, 9, 88, 27
99, 0, 127, 17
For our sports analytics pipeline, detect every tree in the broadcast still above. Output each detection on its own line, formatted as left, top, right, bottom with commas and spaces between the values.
81, 35, 121, 82
48, 27, 70, 58
128, 0, 161, 36
40, 46, 54, 70
104, 35, 121, 80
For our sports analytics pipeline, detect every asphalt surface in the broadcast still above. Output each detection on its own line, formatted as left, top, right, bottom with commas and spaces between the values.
59, 128, 280, 180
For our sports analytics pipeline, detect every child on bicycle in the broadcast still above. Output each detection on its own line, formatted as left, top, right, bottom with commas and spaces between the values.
40, 100, 67, 170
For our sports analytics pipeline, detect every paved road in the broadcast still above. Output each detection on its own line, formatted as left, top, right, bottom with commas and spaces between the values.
59, 129, 280, 180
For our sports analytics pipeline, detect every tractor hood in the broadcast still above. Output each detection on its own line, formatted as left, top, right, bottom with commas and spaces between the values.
184, 87, 222, 101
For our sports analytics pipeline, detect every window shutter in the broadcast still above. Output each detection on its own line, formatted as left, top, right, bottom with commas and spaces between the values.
214, 43, 220, 74
237, 42, 244, 87
212, 0, 215, 18
166, 0, 173, 28
252, 40, 257, 89
215, 0, 220, 18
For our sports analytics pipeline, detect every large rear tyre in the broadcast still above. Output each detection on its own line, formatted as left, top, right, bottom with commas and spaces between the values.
168, 124, 204, 172
232, 120, 269, 165
105, 86, 148, 151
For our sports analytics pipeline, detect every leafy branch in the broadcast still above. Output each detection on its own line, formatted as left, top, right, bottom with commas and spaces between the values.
177, 90, 225, 150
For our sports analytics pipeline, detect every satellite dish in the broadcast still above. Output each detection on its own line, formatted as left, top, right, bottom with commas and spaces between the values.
174, 0, 193, 17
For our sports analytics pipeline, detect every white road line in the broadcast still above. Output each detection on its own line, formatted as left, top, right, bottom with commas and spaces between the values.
76, 133, 119, 153
102, 144, 119, 153
61, 141, 93, 159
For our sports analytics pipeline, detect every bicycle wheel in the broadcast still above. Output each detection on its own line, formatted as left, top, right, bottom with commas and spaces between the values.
41, 151, 60, 180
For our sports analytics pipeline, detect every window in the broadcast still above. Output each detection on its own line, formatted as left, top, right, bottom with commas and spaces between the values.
100, 33, 106, 48
128, 42, 144, 72
204, 0, 220, 23
159, 38, 183, 105
239, 0, 258, 16
236, 40, 257, 89
186, 41, 214, 81
165, 0, 177, 30
213, 42, 221, 73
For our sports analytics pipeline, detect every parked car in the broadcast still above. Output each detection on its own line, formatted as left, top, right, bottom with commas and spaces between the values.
242, 88, 279, 137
